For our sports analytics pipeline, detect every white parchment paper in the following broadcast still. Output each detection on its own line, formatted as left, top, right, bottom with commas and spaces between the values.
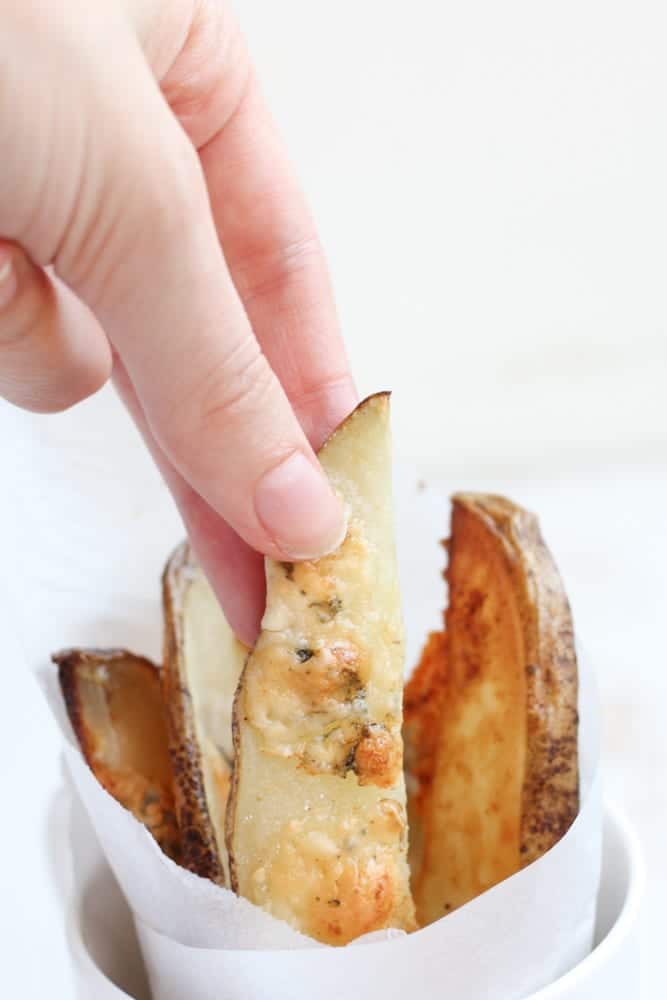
0, 390, 603, 1000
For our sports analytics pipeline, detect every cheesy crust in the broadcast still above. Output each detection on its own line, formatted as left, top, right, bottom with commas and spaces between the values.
245, 528, 402, 786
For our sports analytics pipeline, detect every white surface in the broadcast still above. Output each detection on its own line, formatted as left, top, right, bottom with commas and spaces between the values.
0, 0, 665, 996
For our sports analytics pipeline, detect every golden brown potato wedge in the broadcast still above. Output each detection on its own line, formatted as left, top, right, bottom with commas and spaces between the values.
227, 394, 416, 944
408, 494, 579, 925
162, 542, 247, 886
54, 648, 180, 861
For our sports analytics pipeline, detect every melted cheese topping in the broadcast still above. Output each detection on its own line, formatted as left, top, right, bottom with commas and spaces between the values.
250, 799, 407, 945
245, 524, 403, 784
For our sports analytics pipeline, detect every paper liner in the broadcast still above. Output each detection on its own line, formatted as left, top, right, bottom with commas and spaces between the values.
60, 645, 600, 998
135, 781, 602, 1000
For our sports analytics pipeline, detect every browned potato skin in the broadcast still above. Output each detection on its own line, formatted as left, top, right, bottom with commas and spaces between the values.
412, 494, 579, 925
162, 542, 224, 885
54, 648, 180, 861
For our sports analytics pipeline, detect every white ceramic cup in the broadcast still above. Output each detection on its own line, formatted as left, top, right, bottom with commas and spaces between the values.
66, 803, 643, 1000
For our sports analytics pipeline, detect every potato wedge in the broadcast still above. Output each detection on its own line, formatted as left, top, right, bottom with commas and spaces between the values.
54, 648, 180, 861
162, 542, 248, 886
403, 629, 448, 884
227, 394, 416, 944
410, 493, 579, 925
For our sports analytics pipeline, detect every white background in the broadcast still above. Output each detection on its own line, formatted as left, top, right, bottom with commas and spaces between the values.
0, 1, 665, 996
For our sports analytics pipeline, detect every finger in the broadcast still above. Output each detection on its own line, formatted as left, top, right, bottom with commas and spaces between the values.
0, 242, 111, 413
104, 200, 345, 562
160, 8, 357, 449
199, 78, 357, 448
7, 33, 346, 562
113, 354, 266, 646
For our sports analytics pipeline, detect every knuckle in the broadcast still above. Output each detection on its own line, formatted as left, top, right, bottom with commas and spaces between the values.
61, 126, 205, 308
160, 0, 251, 147
0, 259, 109, 412
0, 266, 51, 350
163, 336, 278, 452
289, 371, 357, 419
202, 347, 275, 428
232, 235, 326, 306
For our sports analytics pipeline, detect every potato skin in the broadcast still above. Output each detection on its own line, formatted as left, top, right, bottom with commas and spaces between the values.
54, 647, 181, 861
411, 494, 579, 925
162, 542, 225, 884
453, 494, 579, 864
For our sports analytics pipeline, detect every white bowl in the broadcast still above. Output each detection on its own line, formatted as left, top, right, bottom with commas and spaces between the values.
66, 803, 643, 1000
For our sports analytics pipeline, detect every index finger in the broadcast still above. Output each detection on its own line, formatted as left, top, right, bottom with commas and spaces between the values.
161, 11, 358, 448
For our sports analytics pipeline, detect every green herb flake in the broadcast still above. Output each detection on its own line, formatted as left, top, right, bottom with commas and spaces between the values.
309, 596, 343, 622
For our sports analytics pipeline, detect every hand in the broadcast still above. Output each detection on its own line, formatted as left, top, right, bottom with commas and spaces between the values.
0, 0, 356, 643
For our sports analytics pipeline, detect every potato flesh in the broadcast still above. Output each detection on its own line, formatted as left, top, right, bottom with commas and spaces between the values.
416, 509, 527, 922
55, 650, 180, 860
162, 544, 247, 885
182, 567, 244, 767
228, 395, 416, 944
181, 563, 246, 884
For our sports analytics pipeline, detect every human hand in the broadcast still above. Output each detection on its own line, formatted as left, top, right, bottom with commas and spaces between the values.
0, 0, 356, 643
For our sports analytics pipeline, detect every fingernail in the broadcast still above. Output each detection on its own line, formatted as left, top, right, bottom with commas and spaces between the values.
255, 451, 347, 560
0, 253, 16, 309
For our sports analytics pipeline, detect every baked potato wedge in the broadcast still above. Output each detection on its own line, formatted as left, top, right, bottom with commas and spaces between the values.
162, 542, 248, 886
403, 629, 448, 883
408, 494, 579, 925
54, 648, 180, 861
227, 393, 416, 944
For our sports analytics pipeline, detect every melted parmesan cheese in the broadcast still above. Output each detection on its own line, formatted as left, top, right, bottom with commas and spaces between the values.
251, 799, 407, 944
245, 524, 403, 781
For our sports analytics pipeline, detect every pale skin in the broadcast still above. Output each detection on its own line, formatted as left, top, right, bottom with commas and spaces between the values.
0, 0, 357, 644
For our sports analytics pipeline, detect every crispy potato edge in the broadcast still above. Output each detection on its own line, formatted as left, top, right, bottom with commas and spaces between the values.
162, 542, 225, 884
451, 493, 580, 863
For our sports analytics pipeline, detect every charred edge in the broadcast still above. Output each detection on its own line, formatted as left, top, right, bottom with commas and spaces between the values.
448, 493, 580, 867
225, 658, 246, 895
161, 565, 224, 885
317, 391, 390, 454
519, 531, 580, 864
53, 649, 159, 755
54, 656, 89, 757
